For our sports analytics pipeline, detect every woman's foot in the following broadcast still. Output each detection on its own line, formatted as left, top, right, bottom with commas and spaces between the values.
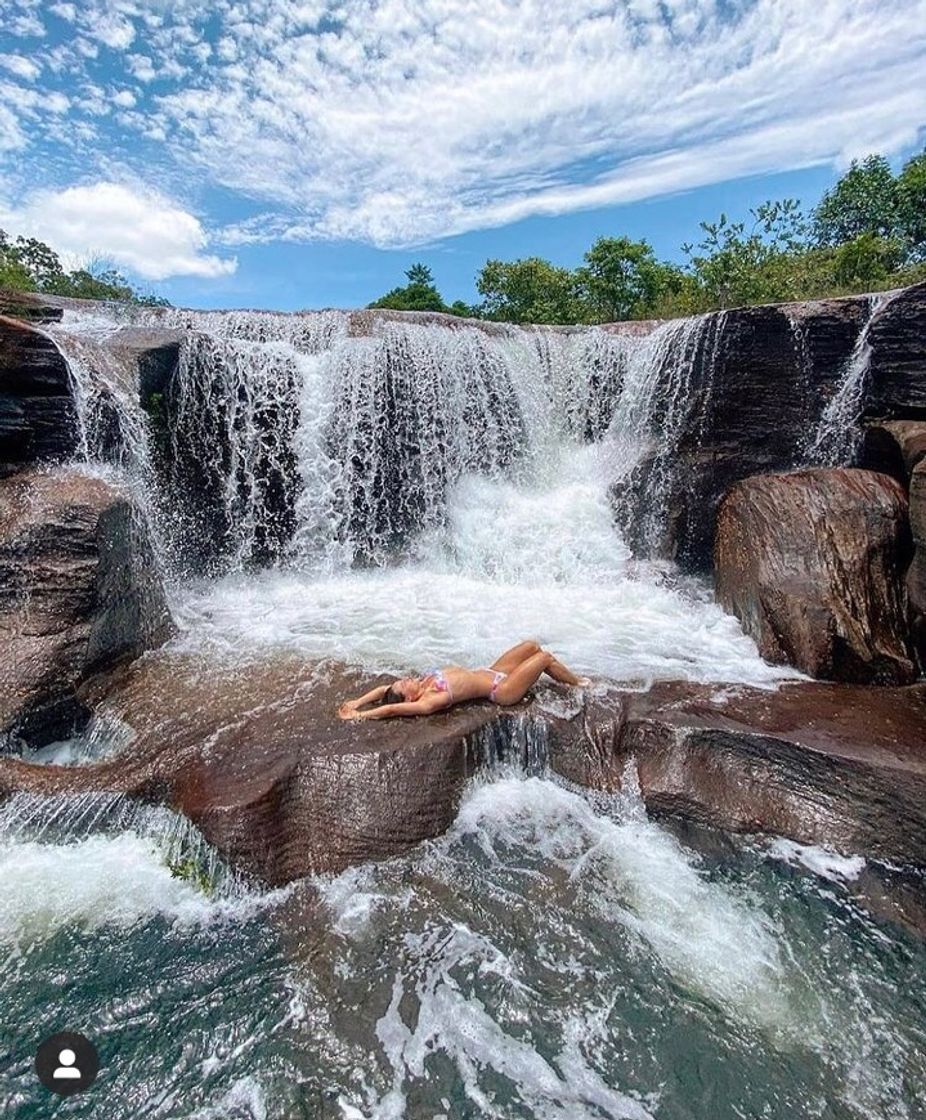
576, 676, 591, 688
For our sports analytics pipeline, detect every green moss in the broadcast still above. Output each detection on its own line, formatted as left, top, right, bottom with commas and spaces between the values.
167, 856, 216, 896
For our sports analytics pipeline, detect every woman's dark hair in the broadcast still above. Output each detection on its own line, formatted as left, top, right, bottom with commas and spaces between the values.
380, 681, 405, 705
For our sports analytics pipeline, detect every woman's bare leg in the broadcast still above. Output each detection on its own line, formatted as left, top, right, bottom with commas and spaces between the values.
491, 651, 554, 705
542, 654, 583, 686
490, 640, 542, 674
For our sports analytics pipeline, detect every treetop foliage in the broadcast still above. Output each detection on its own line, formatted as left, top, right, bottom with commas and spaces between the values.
0, 229, 170, 306
370, 147, 926, 324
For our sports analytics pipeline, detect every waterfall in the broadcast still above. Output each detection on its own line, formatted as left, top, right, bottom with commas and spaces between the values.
806, 291, 897, 466
43, 319, 172, 576
47, 303, 738, 582
607, 311, 728, 556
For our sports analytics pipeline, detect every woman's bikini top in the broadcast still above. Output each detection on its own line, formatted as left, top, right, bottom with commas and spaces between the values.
423, 668, 452, 700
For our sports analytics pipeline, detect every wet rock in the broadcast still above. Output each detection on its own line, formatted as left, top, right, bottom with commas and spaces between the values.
615, 283, 926, 571
0, 652, 500, 884
2, 651, 925, 881
859, 419, 926, 485
0, 468, 173, 748
714, 469, 915, 684
545, 679, 926, 868
908, 461, 926, 653
865, 283, 926, 416
614, 295, 869, 568
0, 289, 64, 324
0, 315, 79, 476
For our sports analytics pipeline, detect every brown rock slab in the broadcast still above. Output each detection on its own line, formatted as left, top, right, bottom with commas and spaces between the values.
0, 468, 173, 747
714, 468, 915, 684
2, 649, 926, 881
544, 679, 926, 867
0, 651, 501, 885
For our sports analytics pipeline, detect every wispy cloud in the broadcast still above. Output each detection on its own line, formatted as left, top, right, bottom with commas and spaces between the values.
0, 0, 924, 250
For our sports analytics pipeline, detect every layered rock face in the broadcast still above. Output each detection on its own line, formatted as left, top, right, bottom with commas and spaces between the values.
866, 284, 926, 415
860, 418, 926, 667
0, 468, 173, 747
1, 654, 925, 880
617, 284, 926, 570
714, 469, 914, 683
0, 315, 79, 477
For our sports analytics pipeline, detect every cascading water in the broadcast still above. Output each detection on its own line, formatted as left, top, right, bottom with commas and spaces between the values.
806, 291, 898, 465
606, 311, 727, 556
8, 300, 924, 1120
48, 300, 786, 682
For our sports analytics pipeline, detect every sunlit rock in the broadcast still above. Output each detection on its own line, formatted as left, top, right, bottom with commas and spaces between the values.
714, 468, 915, 684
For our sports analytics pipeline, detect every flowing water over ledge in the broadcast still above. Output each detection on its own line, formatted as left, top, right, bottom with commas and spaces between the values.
4, 300, 920, 1117
2, 770, 925, 1119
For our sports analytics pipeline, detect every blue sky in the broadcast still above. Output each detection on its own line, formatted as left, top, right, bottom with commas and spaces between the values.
1, 0, 924, 311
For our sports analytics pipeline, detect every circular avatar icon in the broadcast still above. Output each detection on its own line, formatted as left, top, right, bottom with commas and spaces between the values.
35, 1031, 99, 1096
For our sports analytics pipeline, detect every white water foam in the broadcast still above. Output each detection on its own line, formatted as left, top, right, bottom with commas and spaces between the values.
766, 838, 866, 883
447, 775, 791, 1027
175, 446, 794, 685
0, 797, 283, 944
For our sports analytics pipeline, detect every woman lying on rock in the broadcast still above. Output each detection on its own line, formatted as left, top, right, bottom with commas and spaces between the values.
338, 640, 589, 720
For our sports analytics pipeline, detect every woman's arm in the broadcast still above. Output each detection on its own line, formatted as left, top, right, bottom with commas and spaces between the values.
352, 684, 391, 707
349, 694, 450, 720
338, 684, 390, 718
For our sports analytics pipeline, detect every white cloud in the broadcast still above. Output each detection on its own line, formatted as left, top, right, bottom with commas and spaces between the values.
0, 55, 41, 81
0, 181, 237, 280
1, 0, 925, 248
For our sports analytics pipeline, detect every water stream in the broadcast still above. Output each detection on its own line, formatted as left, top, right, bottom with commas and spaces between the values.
3, 302, 923, 1118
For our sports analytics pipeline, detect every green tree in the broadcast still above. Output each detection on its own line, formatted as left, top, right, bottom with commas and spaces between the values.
476, 257, 581, 324
10, 236, 65, 288
576, 236, 682, 321
404, 262, 434, 286
813, 155, 900, 247
0, 230, 170, 305
683, 199, 808, 308
368, 261, 451, 312
832, 232, 905, 289
897, 149, 926, 257
0, 230, 37, 290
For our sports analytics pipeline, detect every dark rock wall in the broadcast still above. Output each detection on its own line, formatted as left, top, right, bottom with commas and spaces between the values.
866, 284, 926, 416
622, 284, 926, 571
0, 316, 79, 477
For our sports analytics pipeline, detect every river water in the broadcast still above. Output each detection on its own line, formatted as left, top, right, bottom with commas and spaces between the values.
2, 302, 923, 1118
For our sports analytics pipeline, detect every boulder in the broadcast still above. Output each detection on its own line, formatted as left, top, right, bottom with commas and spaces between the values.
0, 468, 173, 748
714, 468, 915, 684
859, 419, 926, 485
545, 680, 926, 869
908, 460, 926, 622
0, 315, 79, 476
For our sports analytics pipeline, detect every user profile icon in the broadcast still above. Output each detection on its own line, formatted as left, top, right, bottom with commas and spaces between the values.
35, 1031, 99, 1096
